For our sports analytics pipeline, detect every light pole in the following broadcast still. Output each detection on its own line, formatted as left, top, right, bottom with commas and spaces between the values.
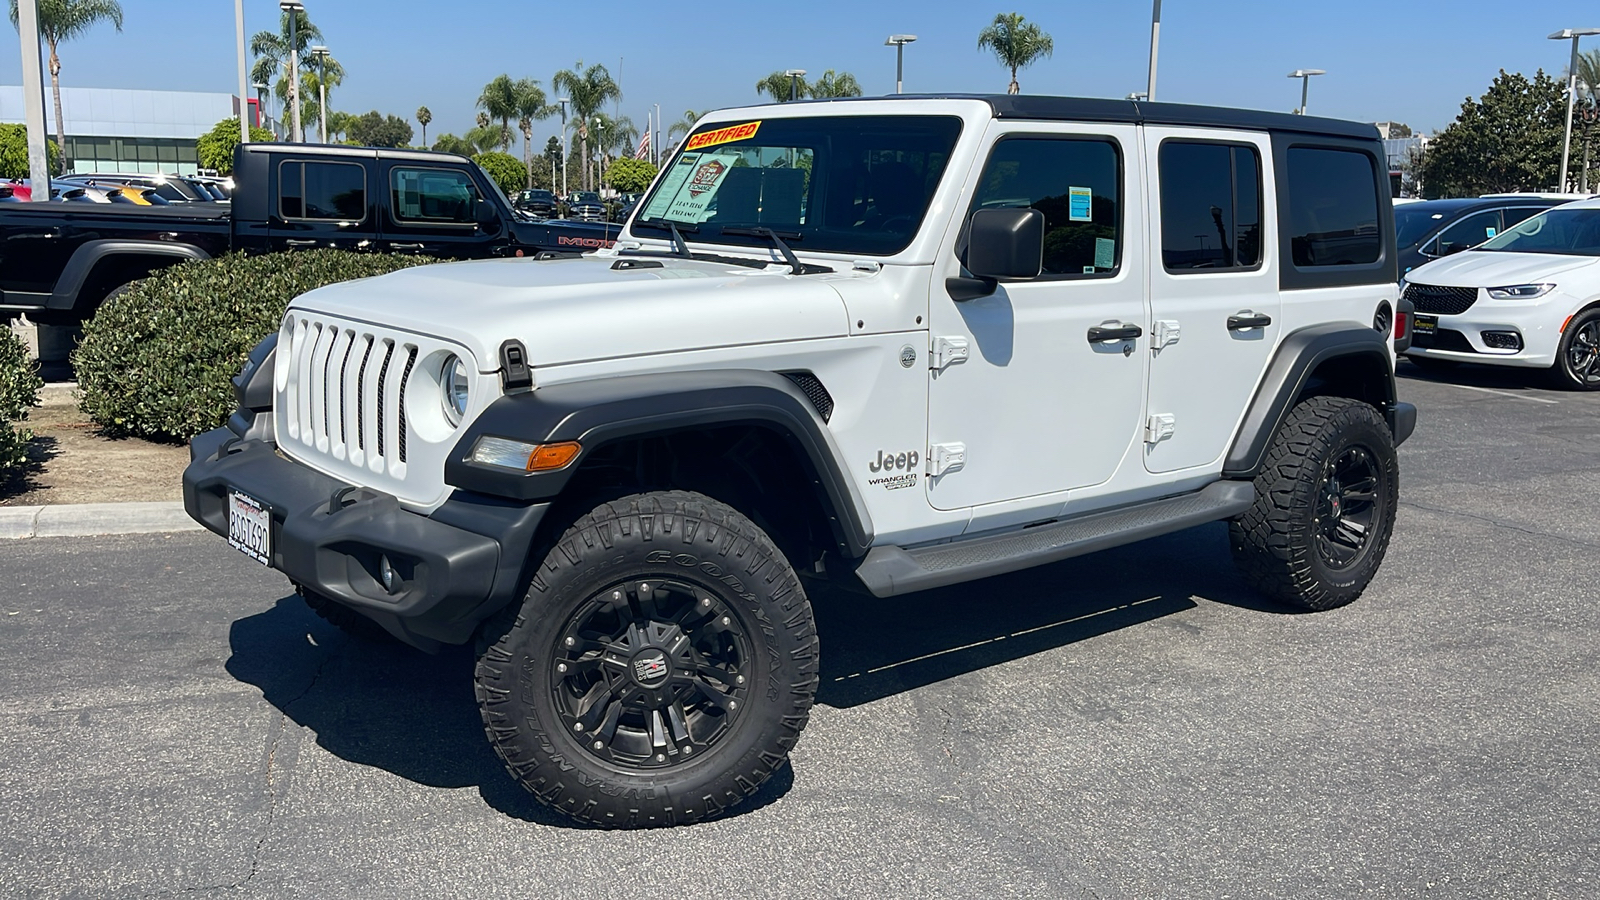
311, 46, 329, 143
784, 68, 807, 102
16, 0, 50, 197
1147, 0, 1161, 102
885, 35, 917, 94
558, 97, 569, 197
593, 116, 606, 191
1287, 69, 1325, 116
1550, 29, 1600, 192
280, 1, 304, 142
236, 0, 249, 147
253, 82, 269, 133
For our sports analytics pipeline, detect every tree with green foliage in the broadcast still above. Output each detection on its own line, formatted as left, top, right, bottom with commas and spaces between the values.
432, 133, 472, 155
756, 71, 808, 102
296, 58, 344, 137
478, 74, 518, 152
604, 157, 658, 194
808, 70, 862, 99
1567, 49, 1600, 190
552, 61, 621, 191
415, 106, 431, 147
545, 135, 564, 185
8, 0, 124, 170
346, 110, 414, 148
196, 117, 275, 175
0, 123, 60, 180
1418, 70, 1567, 197
0, 323, 42, 478
514, 78, 550, 188
977, 12, 1054, 94
249, 5, 320, 141
473, 151, 525, 196
666, 109, 703, 143
325, 110, 356, 143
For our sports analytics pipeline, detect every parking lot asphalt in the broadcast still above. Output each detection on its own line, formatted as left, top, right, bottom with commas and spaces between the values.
2, 360, 1598, 899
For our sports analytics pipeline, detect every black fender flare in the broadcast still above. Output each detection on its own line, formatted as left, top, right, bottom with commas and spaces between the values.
444, 369, 875, 558
1224, 323, 1408, 478
47, 240, 212, 312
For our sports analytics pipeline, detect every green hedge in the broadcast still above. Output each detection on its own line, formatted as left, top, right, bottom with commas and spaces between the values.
0, 325, 43, 476
74, 250, 437, 442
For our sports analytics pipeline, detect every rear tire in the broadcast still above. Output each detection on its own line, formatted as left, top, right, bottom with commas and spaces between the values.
474, 490, 819, 827
1547, 308, 1600, 391
1230, 396, 1399, 611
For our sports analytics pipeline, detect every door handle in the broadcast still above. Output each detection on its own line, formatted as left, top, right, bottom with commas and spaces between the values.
1087, 323, 1143, 343
1227, 312, 1273, 331
390, 242, 425, 251
284, 238, 317, 247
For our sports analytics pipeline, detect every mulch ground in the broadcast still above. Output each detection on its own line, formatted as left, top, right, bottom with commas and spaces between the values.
0, 385, 189, 507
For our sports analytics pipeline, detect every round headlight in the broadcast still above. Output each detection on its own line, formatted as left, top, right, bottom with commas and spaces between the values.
442, 355, 469, 426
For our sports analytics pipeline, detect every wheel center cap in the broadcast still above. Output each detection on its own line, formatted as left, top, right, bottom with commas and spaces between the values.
630, 650, 670, 687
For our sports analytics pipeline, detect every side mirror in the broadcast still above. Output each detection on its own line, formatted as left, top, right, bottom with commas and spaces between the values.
475, 198, 501, 231
948, 207, 1045, 301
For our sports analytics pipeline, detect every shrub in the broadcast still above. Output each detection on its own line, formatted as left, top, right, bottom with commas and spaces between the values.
473, 151, 526, 196
0, 325, 43, 476
195, 117, 276, 175
74, 250, 437, 442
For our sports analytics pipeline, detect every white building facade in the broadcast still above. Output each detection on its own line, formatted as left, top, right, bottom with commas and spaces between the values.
0, 85, 243, 175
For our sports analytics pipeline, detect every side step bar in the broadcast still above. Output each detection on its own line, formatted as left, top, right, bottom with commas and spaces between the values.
854, 480, 1256, 597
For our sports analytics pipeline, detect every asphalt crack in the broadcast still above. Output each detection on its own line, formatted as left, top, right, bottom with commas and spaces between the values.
1399, 500, 1600, 552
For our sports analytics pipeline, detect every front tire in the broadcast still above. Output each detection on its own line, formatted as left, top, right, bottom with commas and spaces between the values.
1548, 308, 1600, 390
1230, 396, 1399, 611
475, 490, 819, 827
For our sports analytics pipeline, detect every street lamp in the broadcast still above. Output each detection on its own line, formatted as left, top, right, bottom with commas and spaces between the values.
557, 97, 569, 197
1287, 68, 1325, 116
784, 68, 807, 102
1550, 28, 1600, 191
1126, 92, 1148, 101
253, 81, 269, 132
310, 46, 329, 143
593, 116, 606, 191
279, 0, 304, 142
1147, 0, 1161, 102
884, 35, 917, 94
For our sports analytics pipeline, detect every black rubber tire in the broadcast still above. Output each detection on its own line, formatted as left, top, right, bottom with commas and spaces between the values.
1229, 396, 1399, 611
1547, 307, 1600, 391
1405, 355, 1459, 372
299, 585, 393, 642
474, 490, 819, 828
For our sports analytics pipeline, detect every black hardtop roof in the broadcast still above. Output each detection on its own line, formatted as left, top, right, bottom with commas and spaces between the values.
239, 143, 471, 165
774, 93, 1379, 141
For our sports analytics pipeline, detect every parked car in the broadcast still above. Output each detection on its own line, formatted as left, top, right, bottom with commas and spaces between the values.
59, 173, 205, 204
610, 192, 641, 222
1402, 198, 1600, 389
184, 94, 1413, 827
564, 190, 605, 221
513, 188, 558, 217
0, 145, 622, 325
1394, 195, 1572, 277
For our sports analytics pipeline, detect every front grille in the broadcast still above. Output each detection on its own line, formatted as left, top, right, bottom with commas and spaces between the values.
1404, 283, 1478, 315
1412, 328, 1476, 353
282, 315, 416, 474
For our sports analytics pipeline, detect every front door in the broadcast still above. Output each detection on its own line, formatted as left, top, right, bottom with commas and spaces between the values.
927, 124, 1148, 513
378, 163, 503, 258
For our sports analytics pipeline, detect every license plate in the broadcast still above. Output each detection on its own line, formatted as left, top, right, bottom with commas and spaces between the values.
1413, 314, 1438, 335
227, 490, 272, 566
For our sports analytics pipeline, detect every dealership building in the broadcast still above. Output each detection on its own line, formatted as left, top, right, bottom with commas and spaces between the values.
0, 85, 277, 176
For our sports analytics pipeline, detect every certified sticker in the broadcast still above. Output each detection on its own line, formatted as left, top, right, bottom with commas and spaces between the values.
685, 121, 761, 151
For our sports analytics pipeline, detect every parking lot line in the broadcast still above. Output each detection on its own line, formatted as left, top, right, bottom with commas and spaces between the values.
1429, 382, 1560, 405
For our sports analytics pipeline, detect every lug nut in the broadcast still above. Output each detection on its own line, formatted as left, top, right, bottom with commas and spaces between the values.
700, 598, 711, 608
655, 753, 666, 762
640, 583, 651, 593
683, 746, 692, 755
613, 590, 622, 601
573, 722, 585, 733
556, 663, 568, 673
593, 741, 604, 750
728, 701, 738, 710
736, 675, 745, 684
564, 636, 576, 647
721, 616, 730, 626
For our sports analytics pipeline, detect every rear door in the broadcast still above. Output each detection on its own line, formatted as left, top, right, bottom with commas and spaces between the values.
267, 157, 378, 252
377, 162, 505, 258
1143, 129, 1279, 474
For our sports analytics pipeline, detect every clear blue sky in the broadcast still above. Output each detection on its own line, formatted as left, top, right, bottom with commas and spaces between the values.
3, 0, 1597, 147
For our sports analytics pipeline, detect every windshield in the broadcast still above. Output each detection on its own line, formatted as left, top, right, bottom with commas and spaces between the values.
1394, 205, 1456, 248
634, 114, 963, 256
1476, 207, 1600, 256
573, 192, 601, 204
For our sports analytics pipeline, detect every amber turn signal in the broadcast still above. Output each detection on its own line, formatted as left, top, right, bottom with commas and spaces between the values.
470, 437, 582, 472
526, 441, 581, 471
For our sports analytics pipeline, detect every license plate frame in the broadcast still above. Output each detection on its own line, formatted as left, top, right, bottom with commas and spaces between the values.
227, 489, 272, 566
1412, 314, 1438, 335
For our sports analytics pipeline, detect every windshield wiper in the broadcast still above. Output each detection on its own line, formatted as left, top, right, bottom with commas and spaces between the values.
721, 226, 805, 275
633, 217, 696, 257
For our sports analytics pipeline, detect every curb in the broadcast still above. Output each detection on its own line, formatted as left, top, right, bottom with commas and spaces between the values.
0, 501, 203, 540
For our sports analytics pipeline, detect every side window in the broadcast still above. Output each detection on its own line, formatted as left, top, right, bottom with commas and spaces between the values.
278, 161, 366, 220
1503, 206, 1543, 228
1435, 210, 1501, 253
1159, 141, 1263, 271
1285, 147, 1381, 267
968, 136, 1122, 277
391, 168, 479, 224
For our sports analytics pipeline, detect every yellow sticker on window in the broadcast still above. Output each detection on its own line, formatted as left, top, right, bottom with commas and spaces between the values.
685, 120, 762, 151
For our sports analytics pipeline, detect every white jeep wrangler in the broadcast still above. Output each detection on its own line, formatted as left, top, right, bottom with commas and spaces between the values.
185, 95, 1416, 827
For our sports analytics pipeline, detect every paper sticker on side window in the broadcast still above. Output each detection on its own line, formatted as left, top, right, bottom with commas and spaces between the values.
685, 121, 761, 151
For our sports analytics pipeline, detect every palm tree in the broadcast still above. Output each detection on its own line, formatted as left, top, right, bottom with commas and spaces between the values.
977, 12, 1054, 95
416, 106, 431, 147
552, 61, 621, 190
8, 0, 124, 171
1570, 49, 1600, 191
808, 69, 863, 99
477, 74, 519, 152
250, 7, 320, 140
666, 109, 703, 143
756, 70, 808, 102
512, 78, 549, 188
327, 110, 355, 143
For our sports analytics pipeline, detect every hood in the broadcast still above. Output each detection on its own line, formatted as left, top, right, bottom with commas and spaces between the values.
1406, 250, 1599, 287
290, 255, 852, 371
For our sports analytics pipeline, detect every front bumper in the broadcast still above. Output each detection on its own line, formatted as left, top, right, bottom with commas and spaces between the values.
1405, 291, 1575, 368
183, 427, 547, 650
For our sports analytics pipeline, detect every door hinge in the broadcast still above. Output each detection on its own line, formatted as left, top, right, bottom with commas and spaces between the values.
930, 336, 970, 371
1145, 413, 1176, 444
1152, 319, 1181, 350
928, 442, 967, 477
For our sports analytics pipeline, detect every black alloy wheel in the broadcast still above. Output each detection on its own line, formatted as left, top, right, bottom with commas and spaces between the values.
1553, 310, 1600, 390
550, 577, 751, 769
1315, 446, 1382, 571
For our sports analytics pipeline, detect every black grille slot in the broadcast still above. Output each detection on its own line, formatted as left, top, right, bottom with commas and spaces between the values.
1412, 328, 1476, 353
1404, 283, 1478, 315
396, 347, 417, 463
355, 337, 373, 451
337, 333, 355, 446
375, 341, 395, 458
782, 372, 834, 422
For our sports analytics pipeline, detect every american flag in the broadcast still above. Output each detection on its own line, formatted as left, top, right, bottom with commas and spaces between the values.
634, 130, 651, 160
